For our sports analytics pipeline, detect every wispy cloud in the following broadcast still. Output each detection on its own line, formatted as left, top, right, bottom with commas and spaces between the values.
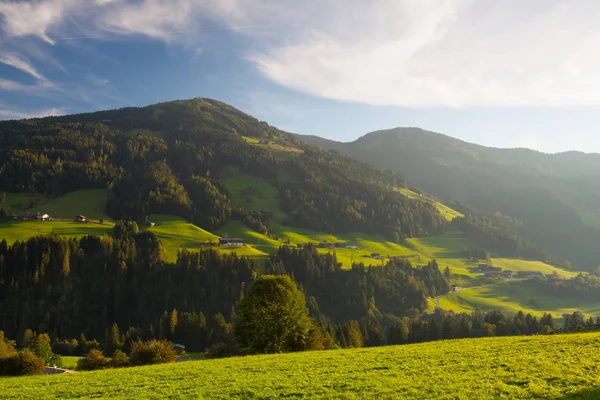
0, 0, 78, 44
0, 53, 45, 80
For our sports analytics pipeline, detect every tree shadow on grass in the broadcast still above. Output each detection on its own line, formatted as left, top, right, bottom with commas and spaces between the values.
559, 388, 600, 399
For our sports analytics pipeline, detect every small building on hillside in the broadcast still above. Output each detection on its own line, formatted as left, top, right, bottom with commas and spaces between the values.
172, 343, 186, 354
75, 215, 87, 223
146, 221, 156, 228
219, 238, 244, 247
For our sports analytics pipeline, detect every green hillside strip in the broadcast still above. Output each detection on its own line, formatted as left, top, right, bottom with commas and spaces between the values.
0, 220, 115, 244
5, 333, 600, 399
444, 280, 600, 317
397, 187, 463, 221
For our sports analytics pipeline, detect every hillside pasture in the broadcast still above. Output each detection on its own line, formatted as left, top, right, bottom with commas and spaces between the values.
0, 219, 115, 244
3, 332, 600, 399
397, 187, 463, 221
443, 280, 600, 317
30, 189, 111, 220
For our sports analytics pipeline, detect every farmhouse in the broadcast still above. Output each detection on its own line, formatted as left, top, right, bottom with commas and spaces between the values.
219, 238, 244, 247
146, 222, 156, 228
75, 215, 87, 223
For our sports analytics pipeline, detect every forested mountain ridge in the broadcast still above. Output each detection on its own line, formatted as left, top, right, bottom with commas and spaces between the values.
0, 99, 446, 240
299, 128, 600, 269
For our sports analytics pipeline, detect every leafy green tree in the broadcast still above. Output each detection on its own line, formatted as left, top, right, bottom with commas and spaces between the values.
235, 275, 315, 354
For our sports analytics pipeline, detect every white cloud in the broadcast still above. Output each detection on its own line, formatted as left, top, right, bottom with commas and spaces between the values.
0, 107, 66, 120
0, 54, 45, 80
235, 0, 600, 107
0, 0, 78, 44
97, 0, 196, 42
3, 0, 600, 108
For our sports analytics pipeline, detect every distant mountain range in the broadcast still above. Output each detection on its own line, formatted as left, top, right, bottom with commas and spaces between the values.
298, 127, 600, 268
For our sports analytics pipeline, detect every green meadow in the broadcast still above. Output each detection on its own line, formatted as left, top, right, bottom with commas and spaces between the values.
3, 332, 600, 399
397, 187, 463, 221
442, 280, 600, 317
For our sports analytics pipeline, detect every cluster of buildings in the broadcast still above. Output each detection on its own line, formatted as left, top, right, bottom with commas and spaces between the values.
477, 264, 513, 279
11, 213, 91, 223
317, 241, 358, 249
12, 212, 51, 221
219, 238, 244, 247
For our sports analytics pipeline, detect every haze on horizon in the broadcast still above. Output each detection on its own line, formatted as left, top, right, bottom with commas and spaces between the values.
1, 0, 600, 154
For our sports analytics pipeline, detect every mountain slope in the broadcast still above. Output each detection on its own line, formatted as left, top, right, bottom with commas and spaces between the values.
299, 128, 600, 269
0, 99, 446, 242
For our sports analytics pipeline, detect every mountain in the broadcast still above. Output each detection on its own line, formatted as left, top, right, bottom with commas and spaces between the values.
0, 99, 446, 241
299, 127, 600, 269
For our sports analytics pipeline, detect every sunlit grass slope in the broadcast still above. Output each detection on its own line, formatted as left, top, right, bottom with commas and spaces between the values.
4, 332, 600, 399
443, 280, 600, 317
0, 219, 115, 244
30, 189, 111, 220
397, 187, 463, 221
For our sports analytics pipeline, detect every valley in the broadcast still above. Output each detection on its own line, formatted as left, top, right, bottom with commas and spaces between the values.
0, 186, 587, 319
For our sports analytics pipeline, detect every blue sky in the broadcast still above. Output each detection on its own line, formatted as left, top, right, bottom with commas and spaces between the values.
1, 0, 600, 153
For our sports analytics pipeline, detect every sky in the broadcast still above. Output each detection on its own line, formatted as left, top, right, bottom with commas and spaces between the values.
1, 0, 600, 153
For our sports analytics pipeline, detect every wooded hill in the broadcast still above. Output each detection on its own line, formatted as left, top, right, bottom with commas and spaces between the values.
0, 99, 445, 241
300, 128, 600, 270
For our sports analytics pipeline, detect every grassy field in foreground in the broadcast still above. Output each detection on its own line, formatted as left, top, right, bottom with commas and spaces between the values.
3, 333, 600, 399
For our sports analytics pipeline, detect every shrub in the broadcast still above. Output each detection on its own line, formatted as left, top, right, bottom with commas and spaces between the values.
129, 339, 178, 366
110, 349, 130, 368
77, 349, 109, 371
204, 342, 237, 359
0, 350, 44, 376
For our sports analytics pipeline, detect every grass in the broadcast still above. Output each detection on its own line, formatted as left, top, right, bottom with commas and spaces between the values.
219, 166, 286, 220
32, 189, 111, 220
0, 219, 115, 244
3, 332, 600, 399
443, 280, 600, 317
61, 356, 82, 370
242, 136, 304, 154
397, 187, 463, 221
0, 193, 46, 213
144, 214, 218, 261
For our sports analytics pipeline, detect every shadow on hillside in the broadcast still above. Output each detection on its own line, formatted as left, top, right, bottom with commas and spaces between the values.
559, 388, 600, 399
